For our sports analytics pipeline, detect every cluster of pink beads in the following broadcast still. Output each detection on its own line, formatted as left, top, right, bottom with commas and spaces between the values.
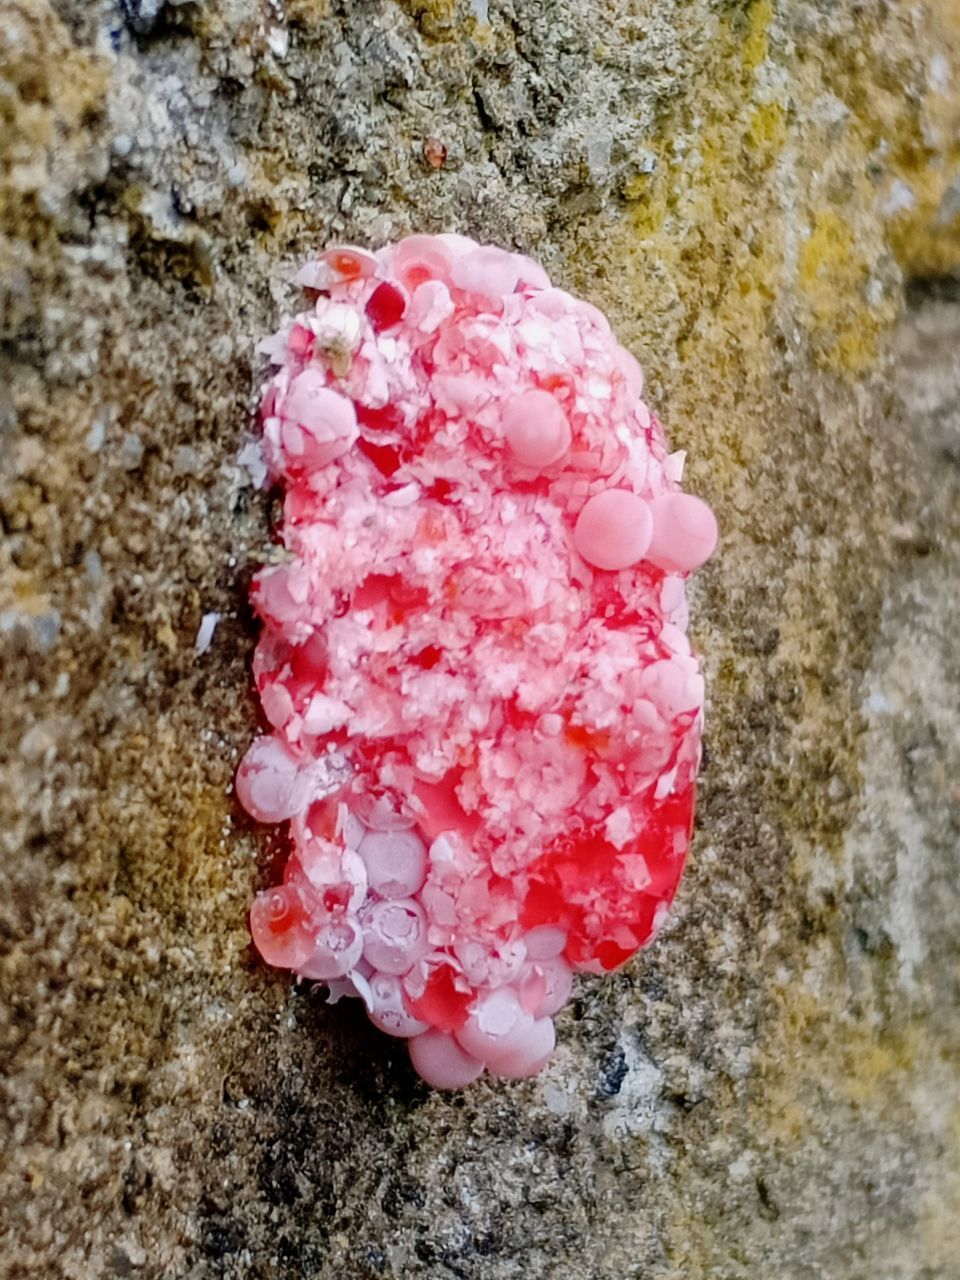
236, 235, 717, 1088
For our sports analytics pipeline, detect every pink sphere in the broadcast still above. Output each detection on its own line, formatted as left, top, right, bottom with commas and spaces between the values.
236, 736, 311, 823
646, 492, 718, 573
573, 488, 654, 571
361, 898, 430, 975
502, 390, 571, 469
357, 828, 428, 898
409, 1030, 485, 1089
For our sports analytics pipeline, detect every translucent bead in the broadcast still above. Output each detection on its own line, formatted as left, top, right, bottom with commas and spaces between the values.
235, 736, 311, 823
362, 898, 430, 975
367, 972, 429, 1038
279, 370, 358, 471
488, 1015, 555, 1079
298, 915, 364, 981
573, 488, 653, 571
249, 886, 315, 970
502, 389, 571, 469
455, 987, 537, 1070
358, 828, 428, 898
409, 1030, 484, 1089
516, 957, 573, 1018
646, 492, 718, 573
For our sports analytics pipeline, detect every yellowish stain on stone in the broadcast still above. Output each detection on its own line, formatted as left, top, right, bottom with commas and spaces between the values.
885, 0, 960, 276
0, 0, 107, 240
743, 0, 773, 72
797, 212, 881, 375
746, 101, 787, 158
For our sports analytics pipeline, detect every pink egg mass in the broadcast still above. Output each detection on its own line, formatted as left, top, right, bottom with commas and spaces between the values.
238, 235, 717, 1089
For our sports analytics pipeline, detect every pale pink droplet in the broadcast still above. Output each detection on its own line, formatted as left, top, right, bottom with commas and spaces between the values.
358, 828, 428, 897
367, 972, 429, 1038
502, 389, 571, 469
298, 915, 364, 980
362, 898, 430, 975
451, 246, 522, 300
455, 987, 536, 1069
646, 492, 718, 573
279, 369, 358, 470
409, 1029, 484, 1089
573, 489, 653, 571
489, 1016, 556, 1079
236, 736, 311, 823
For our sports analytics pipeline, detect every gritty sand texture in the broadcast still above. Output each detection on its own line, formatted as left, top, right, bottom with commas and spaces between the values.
2, 1, 960, 1276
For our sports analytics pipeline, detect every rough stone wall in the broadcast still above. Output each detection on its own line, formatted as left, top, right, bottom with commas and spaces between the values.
1, 0, 959, 1276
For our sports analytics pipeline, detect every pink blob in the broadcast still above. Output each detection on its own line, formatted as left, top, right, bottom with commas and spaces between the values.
615, 345, 644, 399
300, 845, 368, 915
279, 370, 358, 471
243, 234, 717, 1088
367, 972, 429, 1038
236, 736, 311, 823
249, 886, 315, 970
489, 1016, 556, 1079
517, 957, 573, 1018
393, 235, 453, 290
646, 492, 718, 573
514, 253, 552, 291
452, 246, 522, 300
299, 915, 364, 981
455, 987, 537, 1068
361, 898, 430, 975
321, 244, 378, 281
573, 489, 654, 571
409, 1029, 484, 1089
523, 925, 568, 960
502, 390, 571, 469
436, 232, 481, 257
357, 828, 428, 897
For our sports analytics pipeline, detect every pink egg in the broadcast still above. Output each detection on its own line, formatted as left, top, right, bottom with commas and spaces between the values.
279, 370, 358, 470
615, 345, 644, 399
300, 846, 368, 915
502, 390, 571, 469
517, 957, 573, 1018
367, 972, 429, 1038
320, 244, 379, 280
573, 489, 654, 570
358, 828, 428, 897
489, 1016, 556, 1079
249, 886, 316, 971
452, 246, 523, 300
646, 492, 718, 573
455, 988, 539, 1069
393, 235, 454, 290
299, 915, 364, 981
409, 1030, 485, 1089
362, 898, 430, 975
235, 735, 311, 823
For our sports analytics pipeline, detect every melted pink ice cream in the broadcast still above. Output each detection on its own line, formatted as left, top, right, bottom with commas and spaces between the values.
237, 236, 717, 1088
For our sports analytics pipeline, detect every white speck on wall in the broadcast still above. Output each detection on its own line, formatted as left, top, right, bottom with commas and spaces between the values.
470, 0, 489, 22
195, 612, 221, 656
601, 1034, 664, 1141
266, 26, 289, 58
881, 179, 916, 217
930, 53, 951, 94
728, 1153, 754, 1181
84, 419, 106, 452
237, 439, 268, 488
